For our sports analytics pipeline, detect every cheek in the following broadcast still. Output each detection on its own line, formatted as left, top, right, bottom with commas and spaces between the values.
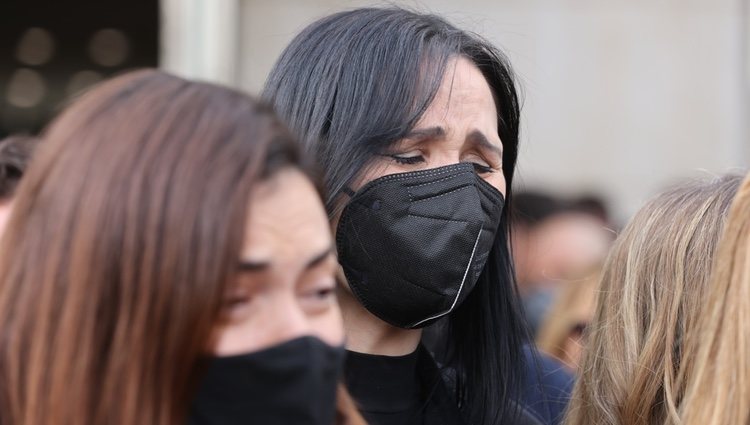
350, 160, 393, 192
484, 172, 507, 197
212, 314, 267, 356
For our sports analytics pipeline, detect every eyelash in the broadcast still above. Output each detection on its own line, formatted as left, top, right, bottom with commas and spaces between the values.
223, 294, 250, 308
312, 288, 335, 299
472, 163, 495, 174
389, 154, 424, 165
389, 154, 495, 174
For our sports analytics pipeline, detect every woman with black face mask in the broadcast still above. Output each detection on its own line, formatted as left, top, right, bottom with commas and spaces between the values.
264, 7, 570, 425
0, 70, 365, 425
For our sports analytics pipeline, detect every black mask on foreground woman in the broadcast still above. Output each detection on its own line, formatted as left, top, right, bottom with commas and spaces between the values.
189, 336, 345, 425
336, 163, 505, 329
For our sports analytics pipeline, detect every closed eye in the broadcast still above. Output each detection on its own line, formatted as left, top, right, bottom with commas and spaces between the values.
299, 280, 336, 314
467, 130, 503, 165
305, 287, 335, 300
471, 162, 495, 174
388, 154, 425, 165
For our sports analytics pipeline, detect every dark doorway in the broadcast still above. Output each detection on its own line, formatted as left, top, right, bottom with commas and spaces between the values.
0, 0, 159, 137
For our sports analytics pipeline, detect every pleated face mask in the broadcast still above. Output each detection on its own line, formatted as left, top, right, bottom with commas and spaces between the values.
336, 162, 505, 329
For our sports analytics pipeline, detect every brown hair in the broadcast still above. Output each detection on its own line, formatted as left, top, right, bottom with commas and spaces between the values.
0, 70, 359, 425
565, 174, 742, 425
0, 135, 38, 200
336, 384, 368, 425
680, 172, 750, 425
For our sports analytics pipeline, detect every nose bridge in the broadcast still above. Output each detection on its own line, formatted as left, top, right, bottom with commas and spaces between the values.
267, 290, 311, 342
431, 144, 462, 168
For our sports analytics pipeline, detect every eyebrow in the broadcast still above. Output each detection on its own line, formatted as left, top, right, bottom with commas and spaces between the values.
237, 245, 334, 272
404, 126, 447, 141
467, 130, 503, 158
404, 126, 503, 158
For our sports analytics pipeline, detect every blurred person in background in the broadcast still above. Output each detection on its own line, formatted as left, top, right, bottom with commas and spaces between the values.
565, 174, 742, 425
569, 195, 610, 225
679, 172, 750, 425
512, 191, 612, 336
0, 70, 364, 425
265, 7, 572, 425
0, 135, 38, 236
535, 271, 599, 373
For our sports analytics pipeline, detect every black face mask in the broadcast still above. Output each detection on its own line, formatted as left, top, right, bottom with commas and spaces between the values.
336, 162, 505, 329
188, 336, 345, 425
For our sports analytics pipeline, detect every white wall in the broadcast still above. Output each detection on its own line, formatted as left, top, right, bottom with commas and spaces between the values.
160, 0, 240, 85
164, 0, 750, 223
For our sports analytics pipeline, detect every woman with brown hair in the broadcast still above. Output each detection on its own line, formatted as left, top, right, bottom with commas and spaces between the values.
679, 172, 750, 425
0, 70, 363, 425
564, 174, 742, 425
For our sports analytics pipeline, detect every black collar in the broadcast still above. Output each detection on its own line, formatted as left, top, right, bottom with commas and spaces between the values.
344, 347, 421, 413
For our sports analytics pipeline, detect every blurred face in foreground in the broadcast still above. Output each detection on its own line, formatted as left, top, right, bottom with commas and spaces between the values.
214, 168, 344, 355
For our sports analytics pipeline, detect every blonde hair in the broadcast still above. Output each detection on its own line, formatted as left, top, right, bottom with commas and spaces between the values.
565, 174, 742, 425
679, 173, 750, 425
537, 271, 599, 369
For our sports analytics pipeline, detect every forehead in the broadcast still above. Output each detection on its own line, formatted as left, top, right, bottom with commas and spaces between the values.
241, 169, 331, 263
420, 56, 497, 121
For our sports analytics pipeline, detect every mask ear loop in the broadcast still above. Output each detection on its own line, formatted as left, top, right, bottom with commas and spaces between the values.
341, 187, 356, 197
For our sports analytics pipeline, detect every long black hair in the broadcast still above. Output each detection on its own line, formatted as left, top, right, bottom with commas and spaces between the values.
263, 8, 527, 424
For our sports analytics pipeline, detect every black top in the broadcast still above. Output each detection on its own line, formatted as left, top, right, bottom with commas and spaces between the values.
345, 345, 550, 425
344, 346, 466, 425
